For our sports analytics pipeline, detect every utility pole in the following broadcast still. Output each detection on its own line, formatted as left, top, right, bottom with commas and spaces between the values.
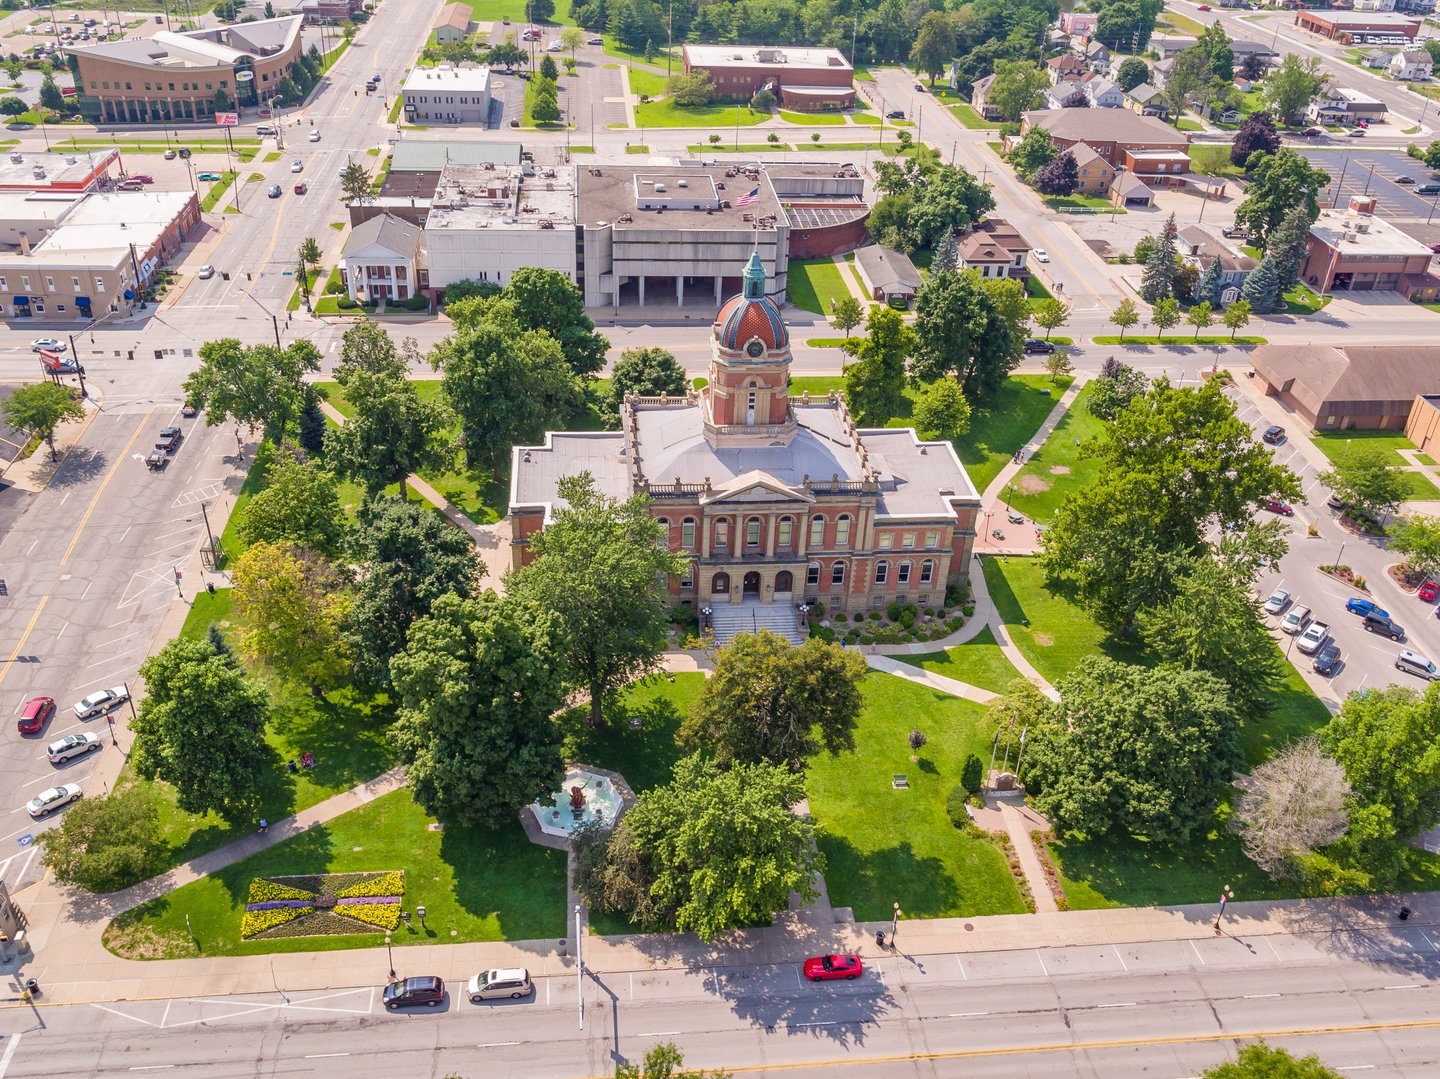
575, 904, 584, 1030
666, 1, 673, 78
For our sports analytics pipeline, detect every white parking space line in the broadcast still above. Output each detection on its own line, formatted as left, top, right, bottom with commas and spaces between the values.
2, 1036, 27, 1079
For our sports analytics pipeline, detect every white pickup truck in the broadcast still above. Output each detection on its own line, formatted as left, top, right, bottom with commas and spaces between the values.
1298, 621, 1331, 655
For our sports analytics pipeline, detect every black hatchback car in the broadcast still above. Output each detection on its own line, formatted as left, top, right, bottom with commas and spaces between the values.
384, 976, 445, 1010
1363, 614, 1405, 641
1262, 425, 1286, 445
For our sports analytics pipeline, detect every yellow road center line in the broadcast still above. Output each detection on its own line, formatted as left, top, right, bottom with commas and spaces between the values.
0, 596, 48, 689
60, 407, 155, 566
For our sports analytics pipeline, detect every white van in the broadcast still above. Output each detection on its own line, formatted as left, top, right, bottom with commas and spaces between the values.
466, 968, 532, 1001
1396, 650, 1440, 681
255, 124, 277, 136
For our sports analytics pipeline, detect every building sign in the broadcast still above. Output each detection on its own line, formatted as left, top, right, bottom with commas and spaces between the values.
236, 70, 254, 82
139, 256, 159, 281
215, 112, 238, 126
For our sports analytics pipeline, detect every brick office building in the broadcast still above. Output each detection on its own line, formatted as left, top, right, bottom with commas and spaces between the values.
509, 255, 982, 642
681, 45, 855, 111
64, 16, 304, 124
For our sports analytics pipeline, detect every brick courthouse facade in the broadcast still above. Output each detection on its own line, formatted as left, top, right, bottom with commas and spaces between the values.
509, 256, 982, 624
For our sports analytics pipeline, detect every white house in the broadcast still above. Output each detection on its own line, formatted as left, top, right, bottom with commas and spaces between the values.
1087, 76, 1126, 108
1389, 49, 1434, 80
340, 214, 424, 305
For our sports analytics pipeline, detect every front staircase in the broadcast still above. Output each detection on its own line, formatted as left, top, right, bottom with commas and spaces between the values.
708, 600, 805, 646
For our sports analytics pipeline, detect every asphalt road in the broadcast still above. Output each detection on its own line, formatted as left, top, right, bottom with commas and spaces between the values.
7, 919, 1440, 1077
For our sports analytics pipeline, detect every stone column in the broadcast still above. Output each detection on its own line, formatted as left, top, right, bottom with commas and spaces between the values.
638, 276, 645, 305
676, 275, 684, 306
765, 513, 777, 558
714, 276, 722, 305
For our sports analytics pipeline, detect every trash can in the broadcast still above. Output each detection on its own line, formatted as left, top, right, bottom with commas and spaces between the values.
24, 977, 39, 996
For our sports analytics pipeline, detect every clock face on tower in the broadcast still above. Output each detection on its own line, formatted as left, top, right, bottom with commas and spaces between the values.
746, 339, 765, 358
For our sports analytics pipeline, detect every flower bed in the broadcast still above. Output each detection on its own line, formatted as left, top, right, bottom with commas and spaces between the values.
242, 871, 405, 939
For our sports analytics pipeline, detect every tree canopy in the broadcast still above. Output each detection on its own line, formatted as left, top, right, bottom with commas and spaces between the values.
1318, 443, 1408, 522
502, 267, 610, 377
390, 591, 567, 828
604, 347, 688, 420
842, 305, 913, 426
1320, 682, 1440, 838
184, 338, 321, 442
681, 631, 867, 772
1, 381, 86, 460
911, 269, 1021, 401
236, 448, 346, 556
232, 541, 352, 694
1235, 147, 1330, 249
39, 785, 166, 893
507, 472, 685, 726
1024, 658, 1240, 844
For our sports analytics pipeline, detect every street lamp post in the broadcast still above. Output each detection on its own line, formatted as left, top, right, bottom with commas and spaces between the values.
1214, 884, 1233, 931
890, 902, 901, 949
575, 903, 584, 1030
384, 931, 395, 979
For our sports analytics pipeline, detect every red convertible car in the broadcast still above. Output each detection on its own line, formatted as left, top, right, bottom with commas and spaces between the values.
803, 954, 863, 982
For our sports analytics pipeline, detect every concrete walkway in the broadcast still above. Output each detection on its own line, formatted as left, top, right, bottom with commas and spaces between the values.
1000, 801, 1058, 914
864, 654, 998, 703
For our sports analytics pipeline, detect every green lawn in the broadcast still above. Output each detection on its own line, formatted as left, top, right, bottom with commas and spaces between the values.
1006, 382, 1104, 523
689, 143, 784, 153
286, 267, 322, 313
603, 36, 676, 66
958, 375, 1074, 494
1161, 10, 1208, 34
465, 0, 572, 20
635, 100, 766, 128
1176, 117, 1203, 132
786, 257, 850, 315
780, 109, 844, 125
104, 789, 566, 959
198, 171, 237, 212
562, 673, 706, 795
895, 626, 1024, 694
627, 66, 669, 98
949, 103, 1003, 129
1282, 282, 1331, 316
1044, 193, 1115, 212
1311, 431, 1440, 500
978, 554, 1377, 908
1092, 335, 1268, 346
807, 673, 1028, 920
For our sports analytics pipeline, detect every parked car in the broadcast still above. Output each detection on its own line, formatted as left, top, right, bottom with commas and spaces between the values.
587, 35, 603, 44
1300, 126, 1323, 137
1420, 581, 1439, 603
804, 954, 864, 981
1326, 492, 1349, 510
1396, 175, 1417, 184
1298, 620, 1330, 655
294, 182, 308, 194
197, 171, 222, 182
1033, 248, 1049, 263
1263, 499, 1293, 516
1346, 597, 1388, 618
290, 159, 303, 173
1347, 128, 1367, 137
1221, 226, 1246, 238
30, 337, 66, 352
267, 184, 282, 198
467, 968, 533, 1001
116, 179, 145, 192
1418, 184, 1440, 196
17, 696, 56, 735
887, 109, 906, 119
27, 784, 82, 818
1262, 587, 1290, 615
197, 264, 215, 279
1281, 604, 1311, 635
1363, 613, 1405, 640
73, 686, 129, 719
181, 403, 199, 418
1262, 425, 1285, 445
129, 173, 154, 183
48, 732, 102, 764
308, 129, 321, 142
163, 148, 176, 160
1023, 339, 1056, 354
1312, 642, 1342, 675
47, 358, 84, 375
383, 976, 445, 1009
1396, 649, 1440, 680
546, 40, 564, 51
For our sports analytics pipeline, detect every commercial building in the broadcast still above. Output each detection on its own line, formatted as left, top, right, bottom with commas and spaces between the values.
1068, 142, 1118, 194
339, 214, 425, 305
288, 0, 364, 23
0, 189, 200, 321
1253, 344, 1440, 430
0, 148, 120, 195
576, 161, 867, 309
424, 162, 577, 301
1406, 394, 1440, 454
509, 255, 982, 641
402, 64, 492, 125
432, 3, 473, 44
1019, 108, 1190, 166
1302, 196, 1438, 297
1293, 10, 1421, 41
681, 45, 854, 111
64, 15, 305, 124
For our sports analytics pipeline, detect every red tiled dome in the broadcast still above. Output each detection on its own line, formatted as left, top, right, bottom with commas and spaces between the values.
714, 294, 789, 352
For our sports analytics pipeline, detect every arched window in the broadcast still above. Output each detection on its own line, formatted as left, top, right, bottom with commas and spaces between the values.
655, 518, 671, 549
920, 559, 935, 584
711, 572, 730, 595
874, 561, 889, 585
714, 518, 730, 550
806, 561, 821, 587
746, 516, 762, 549
809, 515, 826, 547
898, 560, 912, 585
835, 514, 851, 548
681, 518, 697, 549
831, 562, 846, 587
777, 516, 793, 549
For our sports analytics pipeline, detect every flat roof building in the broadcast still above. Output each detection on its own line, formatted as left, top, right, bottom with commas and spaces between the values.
0, 188, 199, 321
64, 15, 305, 125
1294, 10, 1421, 40
0, 148, 120, 195
681, 44, 854, 111
425, 162, 577, 298
402, 64, 492, 125
1303, 195, 1435, 296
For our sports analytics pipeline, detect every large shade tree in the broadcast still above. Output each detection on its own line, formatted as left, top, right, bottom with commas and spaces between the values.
183, 338, 321, 442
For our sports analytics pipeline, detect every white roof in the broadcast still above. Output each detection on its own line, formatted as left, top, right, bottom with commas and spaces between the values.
30, 191, 194, 253
682, 44, 851, 72
403, 64, 491, 94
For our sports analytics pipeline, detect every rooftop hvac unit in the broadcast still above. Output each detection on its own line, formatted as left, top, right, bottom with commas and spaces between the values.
655, 183, 666, 192
677, 179, 688, 188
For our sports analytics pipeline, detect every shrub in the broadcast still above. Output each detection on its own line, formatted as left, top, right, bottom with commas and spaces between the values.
811, 601, 825, 618
835, 613, 848, 623
886, 601, 902, 622
858, 634, 874, 645
868, 611, 882, 622
946, 615, 965, 631
961, 753, 984, 794
337, 296, 358, 310
898, 604, 917, 628
945, 784, 970, 828
812, 626, 835, 642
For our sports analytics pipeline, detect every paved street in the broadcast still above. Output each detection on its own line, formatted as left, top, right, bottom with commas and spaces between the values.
8, 908, 1440, 1077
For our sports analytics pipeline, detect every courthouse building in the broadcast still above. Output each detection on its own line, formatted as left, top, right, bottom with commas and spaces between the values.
508, 255, 981, 643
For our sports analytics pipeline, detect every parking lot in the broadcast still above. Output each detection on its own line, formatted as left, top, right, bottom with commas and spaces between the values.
1296, 147, 1440, 220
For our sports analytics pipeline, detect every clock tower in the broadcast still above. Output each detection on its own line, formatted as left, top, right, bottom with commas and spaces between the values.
703, 253, 798, 447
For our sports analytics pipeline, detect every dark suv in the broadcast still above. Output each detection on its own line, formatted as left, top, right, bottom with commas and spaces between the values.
1363, 614, 1405, 641
383, 976, 445, 1010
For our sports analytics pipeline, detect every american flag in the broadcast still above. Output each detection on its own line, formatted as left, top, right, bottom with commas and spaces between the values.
734, 186, 760, 207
